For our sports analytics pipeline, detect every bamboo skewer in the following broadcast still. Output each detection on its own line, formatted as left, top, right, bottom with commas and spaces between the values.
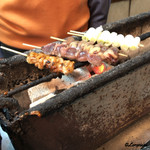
69, 30, 85, 35
118, 53, 128, 57
50, 36, 66, 42
139, 44, 144, 47
23, 43, 41, 49
67, 32, 83, 37
0, 46, 27, 57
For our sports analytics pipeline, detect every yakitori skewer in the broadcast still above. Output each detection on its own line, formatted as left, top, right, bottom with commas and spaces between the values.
68, 28, 144, 51
50, 36, 128, 58
0, 46, 75, 75
22, 36, 127, 59
69, 30, 85, 35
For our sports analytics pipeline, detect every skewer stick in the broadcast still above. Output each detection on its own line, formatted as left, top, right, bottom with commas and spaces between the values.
23, 43, 41, 49
118, 53, 128, 57
50, 36, 66, 42
139, 44, 144, 47
70, 30, 85, 35
0, 46, 27, 57
67, 32, 83, 37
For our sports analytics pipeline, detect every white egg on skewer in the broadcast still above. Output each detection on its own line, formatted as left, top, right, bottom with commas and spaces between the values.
121, 34, 134, 51
125, 34, 134, 45
120, 41, 129, 51
123, 35, 141, 51
96, 25, 103, 32
129, 36, 141, 50
135, 36, 141, 44
95, 25, 103, 39
82, 27, 97, 42
112, 34, 125, 48
111, 32, 118, 37
110, 32, 118, 44
88, 26, 104, 43
82, 27, 95, 41
102, 31, 112, 46
104, 32, 118, 47
97, 30, 111, 44
89, 30, 100, 43
82, 26, 143, 52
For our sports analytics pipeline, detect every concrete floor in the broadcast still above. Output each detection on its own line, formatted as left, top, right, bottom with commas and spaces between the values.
97, 113, 150, 150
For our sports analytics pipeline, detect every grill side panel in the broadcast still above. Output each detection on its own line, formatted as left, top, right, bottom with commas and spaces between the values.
7, 63, 150, 150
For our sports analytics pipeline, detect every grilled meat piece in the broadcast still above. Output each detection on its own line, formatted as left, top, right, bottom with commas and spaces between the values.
26, 52, 75, 75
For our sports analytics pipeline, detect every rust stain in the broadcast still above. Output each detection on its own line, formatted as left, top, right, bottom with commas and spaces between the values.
30, 111, 42, 117
19, 112, 29, 119
3, 91, 8, 95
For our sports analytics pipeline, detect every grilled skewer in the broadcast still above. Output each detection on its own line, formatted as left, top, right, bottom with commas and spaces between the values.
0, 46, 75, 75
42, 38, 120, 66
27, 51, 74, 74
68, 27, 144, 51
23, 36, 127, 66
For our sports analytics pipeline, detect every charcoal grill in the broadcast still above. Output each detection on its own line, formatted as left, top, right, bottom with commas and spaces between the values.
0, 12, 150, 150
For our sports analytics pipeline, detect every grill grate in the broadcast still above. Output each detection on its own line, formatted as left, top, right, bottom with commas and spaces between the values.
0, 31, 149, 97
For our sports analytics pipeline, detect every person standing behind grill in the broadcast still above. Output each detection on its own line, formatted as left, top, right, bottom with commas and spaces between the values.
0, 0, 111, 58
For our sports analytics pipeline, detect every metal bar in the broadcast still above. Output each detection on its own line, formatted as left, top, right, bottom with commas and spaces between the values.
5, 73, 62, 97
1, 61, 89, 97
0, 97, 19, 109
140, 32, 150, 41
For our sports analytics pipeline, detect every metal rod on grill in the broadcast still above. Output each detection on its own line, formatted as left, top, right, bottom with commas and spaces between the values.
2, 61, 87, 97
139, 32, 150, 41
0, 97, 19, 109
4, 73, 62, 97
2, 62, 89, 97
